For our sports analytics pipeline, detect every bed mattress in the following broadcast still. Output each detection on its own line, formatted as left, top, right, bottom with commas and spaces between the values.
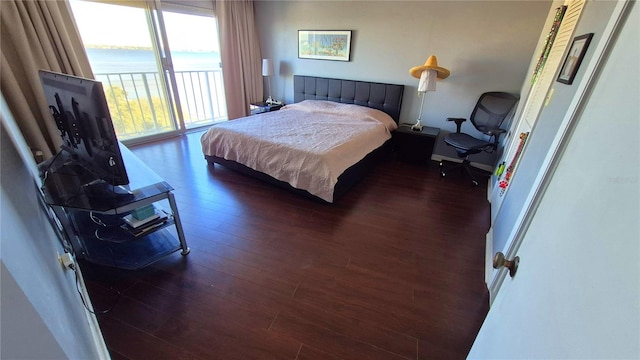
201, 100, 397, 202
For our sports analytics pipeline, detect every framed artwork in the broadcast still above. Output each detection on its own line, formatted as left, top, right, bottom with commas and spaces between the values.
298, 30, 352, 61
557, 33, 594, 85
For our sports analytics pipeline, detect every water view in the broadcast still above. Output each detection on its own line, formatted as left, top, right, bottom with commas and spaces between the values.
86, 47, 221, 74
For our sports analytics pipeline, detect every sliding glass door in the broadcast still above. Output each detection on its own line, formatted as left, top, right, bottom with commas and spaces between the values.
69, 0, 226, 141
162, 11, 226, 129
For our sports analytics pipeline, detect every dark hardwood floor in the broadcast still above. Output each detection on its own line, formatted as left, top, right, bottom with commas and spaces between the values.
79, 130, 491, 360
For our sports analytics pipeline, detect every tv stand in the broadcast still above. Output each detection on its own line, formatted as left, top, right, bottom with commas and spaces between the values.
40, 143, 190, 270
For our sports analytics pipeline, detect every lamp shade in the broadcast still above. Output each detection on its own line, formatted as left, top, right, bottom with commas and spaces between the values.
418, 70, 437, 92
262, 59, 273, 76
409, 55, 450, 80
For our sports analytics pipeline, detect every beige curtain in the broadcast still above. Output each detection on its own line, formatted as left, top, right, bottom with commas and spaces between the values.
216, 0, 262, 119
1, 0, 93, 159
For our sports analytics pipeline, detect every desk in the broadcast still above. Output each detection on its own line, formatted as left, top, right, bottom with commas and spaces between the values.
40, 144, 190, 270
393, 125, 440, 164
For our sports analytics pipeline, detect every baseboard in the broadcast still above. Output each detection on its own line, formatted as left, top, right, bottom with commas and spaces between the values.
75, 263, 110, 359
430, 154, 493, 173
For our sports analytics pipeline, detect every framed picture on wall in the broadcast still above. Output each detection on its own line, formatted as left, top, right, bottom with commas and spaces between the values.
557, 33, 593, 85
298, 30, 352, 61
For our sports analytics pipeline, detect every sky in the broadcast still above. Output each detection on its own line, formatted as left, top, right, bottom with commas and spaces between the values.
69, 0, 219, 52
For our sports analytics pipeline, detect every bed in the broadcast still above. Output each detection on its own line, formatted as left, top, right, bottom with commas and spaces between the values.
201, 75, 404, 202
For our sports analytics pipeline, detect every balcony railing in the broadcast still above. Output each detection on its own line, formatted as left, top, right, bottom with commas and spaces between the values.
96, 70, 227, 140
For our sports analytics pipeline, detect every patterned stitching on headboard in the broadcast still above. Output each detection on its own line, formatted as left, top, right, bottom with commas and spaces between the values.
293, 75, 404, 123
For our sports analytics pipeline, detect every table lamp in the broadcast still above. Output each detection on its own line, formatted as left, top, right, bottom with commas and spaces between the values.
262, 58, 274, 104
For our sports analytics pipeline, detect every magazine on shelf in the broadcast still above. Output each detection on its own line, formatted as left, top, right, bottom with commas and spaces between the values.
121, 209, 170, 237
123, 207, 164, 228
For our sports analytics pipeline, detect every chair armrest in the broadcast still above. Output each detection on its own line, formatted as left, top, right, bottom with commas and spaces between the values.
487, 128, 506, 137
487, 128, 507, 150
446, 118, 467, 133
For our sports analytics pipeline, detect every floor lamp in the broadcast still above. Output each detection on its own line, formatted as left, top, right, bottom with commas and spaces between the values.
409, 55, 450, 131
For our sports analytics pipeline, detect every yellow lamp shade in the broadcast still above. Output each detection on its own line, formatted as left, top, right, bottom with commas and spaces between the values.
409, 55, 450, 80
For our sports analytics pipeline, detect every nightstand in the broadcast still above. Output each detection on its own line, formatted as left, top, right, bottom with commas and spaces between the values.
393, 124, 440, 164
250, 101, 284, 115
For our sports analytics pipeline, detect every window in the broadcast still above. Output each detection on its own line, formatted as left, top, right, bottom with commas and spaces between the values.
69, 0, 227, 142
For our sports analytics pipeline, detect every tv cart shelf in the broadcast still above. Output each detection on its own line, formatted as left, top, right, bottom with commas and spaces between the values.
40, 143, 190, 270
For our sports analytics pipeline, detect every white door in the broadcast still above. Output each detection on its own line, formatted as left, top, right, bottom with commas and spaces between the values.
469, 2, 639, 357
489, 0, 584, 223
485, 0, 594, 293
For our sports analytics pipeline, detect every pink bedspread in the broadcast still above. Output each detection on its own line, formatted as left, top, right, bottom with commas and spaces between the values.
200, 100, 397, 202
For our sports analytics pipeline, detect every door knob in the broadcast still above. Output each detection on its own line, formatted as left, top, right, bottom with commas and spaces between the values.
493, 252, 519, 277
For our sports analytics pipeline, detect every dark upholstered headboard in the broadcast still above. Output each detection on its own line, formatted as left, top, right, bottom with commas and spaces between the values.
293, 75, 404, 123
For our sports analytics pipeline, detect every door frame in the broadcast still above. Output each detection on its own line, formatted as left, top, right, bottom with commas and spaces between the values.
487, 0, 632, 303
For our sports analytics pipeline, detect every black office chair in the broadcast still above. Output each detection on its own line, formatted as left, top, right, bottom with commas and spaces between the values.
439, 92, 519, 186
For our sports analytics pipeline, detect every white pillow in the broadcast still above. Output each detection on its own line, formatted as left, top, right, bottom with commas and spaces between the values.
283, 100, 398, 132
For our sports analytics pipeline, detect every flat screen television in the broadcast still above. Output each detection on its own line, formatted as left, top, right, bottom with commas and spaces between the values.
39, 70, 130, 199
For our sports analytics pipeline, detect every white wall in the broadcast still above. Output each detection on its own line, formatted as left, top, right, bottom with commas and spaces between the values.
0, 95, 105, 359
469, 2, 639, 356
254, 0, 551, 140
1, 262, 68, 359
491, 0, 618, 257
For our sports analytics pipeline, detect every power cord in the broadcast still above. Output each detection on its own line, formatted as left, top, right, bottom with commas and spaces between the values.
89, 212, 123, 242
62, 253, 121, 315
89, 211, 107, 227
39, 149, 64, 185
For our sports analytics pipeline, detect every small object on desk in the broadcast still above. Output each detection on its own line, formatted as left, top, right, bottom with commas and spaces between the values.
265, 98, 282, 106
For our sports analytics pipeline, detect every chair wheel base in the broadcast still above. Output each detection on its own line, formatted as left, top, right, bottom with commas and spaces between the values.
439, 159, 486, 187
